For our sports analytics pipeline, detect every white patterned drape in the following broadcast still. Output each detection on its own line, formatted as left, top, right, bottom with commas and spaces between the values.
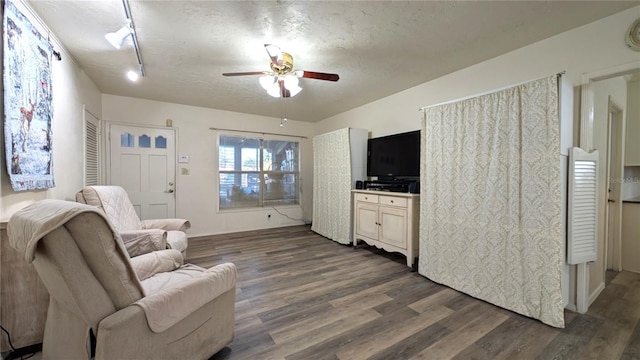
419, 75, 564, 328
312, 128, 353, 244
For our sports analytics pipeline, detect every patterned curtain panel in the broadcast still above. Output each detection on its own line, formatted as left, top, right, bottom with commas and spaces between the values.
312, 128, 353, 245
3, 1, 55, 191
419, 75, 564, 328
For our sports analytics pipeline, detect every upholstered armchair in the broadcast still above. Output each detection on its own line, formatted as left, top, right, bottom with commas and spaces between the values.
76, 185, 189, 256
8, 199, 236, 360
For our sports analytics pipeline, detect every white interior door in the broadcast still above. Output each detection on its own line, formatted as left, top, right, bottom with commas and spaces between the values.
109, 124, 176, 220
605, 99, 624, 272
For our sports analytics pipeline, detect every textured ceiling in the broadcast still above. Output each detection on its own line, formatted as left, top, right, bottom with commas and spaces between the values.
27, 1, 639, 122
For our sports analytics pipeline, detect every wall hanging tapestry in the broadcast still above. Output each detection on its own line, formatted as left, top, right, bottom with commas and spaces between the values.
3, 0, 55, 191
419, 75, 564, 328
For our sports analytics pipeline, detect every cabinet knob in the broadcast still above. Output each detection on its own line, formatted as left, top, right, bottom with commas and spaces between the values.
365, 197, 368, 200
390, 200, 394, 203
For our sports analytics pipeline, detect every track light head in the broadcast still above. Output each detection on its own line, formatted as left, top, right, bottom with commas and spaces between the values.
105, 25, 133, 49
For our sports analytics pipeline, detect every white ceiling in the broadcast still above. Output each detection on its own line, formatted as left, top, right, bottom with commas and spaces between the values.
27, 1, 638, 122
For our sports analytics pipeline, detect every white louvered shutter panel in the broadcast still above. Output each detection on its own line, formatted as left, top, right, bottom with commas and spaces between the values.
567, 147, 599, 264
84, 114, 99, 185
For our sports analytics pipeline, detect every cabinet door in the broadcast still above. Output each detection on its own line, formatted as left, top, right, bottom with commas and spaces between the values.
379, 206, 407, 249
355, 202, 379, 240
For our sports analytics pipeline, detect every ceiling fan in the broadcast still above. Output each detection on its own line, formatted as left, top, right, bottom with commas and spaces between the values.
222, 44, 339, 98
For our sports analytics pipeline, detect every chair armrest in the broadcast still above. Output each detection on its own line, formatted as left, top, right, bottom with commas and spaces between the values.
141, 218, 191, 232
133, 263, 237, 333
129, 249, 183, 281
120, 229, 167, 257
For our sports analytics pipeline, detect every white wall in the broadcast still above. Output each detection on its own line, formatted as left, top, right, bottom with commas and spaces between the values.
623, 167, 640, 200
623, 79, 640, 200
102, 95, 315, 236
0, 1, 102, 222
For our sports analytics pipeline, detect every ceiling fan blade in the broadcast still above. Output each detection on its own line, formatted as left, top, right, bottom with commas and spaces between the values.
264, 44, 284, 66
296, 70, 339, 82
222, 71, 269, 77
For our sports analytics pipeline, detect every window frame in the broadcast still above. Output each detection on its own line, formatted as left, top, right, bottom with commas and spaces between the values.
217, 133, 301, 211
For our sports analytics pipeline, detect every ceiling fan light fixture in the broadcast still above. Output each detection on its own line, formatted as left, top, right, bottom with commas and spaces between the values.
287, 84, 302, 97
283, 75, 299, 89
105, 25, 133, 49
259, 75, 276, 91
267, 83, 282, 97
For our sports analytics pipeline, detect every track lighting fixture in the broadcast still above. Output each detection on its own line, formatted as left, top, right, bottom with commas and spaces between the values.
106, 0, 146, 78
105, 23, 133, 50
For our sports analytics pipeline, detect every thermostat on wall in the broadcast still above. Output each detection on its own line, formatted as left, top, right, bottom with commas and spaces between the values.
178, 155, 189, 163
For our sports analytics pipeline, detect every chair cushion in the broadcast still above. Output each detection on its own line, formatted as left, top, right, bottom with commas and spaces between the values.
79, 186, 142, 232
136, 263, 237, 332
166, 230, 188, 253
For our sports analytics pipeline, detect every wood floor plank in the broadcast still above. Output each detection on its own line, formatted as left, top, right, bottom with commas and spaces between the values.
285, 307, 420, 360
366, 322, 452, 360
491, 319, 560, 360
251, 309, 382, 360
621, 320, 640, 359
334, 305, 454, 360
269, 305, 386, 345
535, 313, 603, 359
410, 307, 509, 359
471, 314, 535, 358
577, 318, 637, 360
190, 225, 639, 360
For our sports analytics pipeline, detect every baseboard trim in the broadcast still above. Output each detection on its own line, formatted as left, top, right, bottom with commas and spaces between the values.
588, 281, 606, 307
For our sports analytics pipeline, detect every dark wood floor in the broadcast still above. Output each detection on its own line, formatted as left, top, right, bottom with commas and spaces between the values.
185, 225, 640, 360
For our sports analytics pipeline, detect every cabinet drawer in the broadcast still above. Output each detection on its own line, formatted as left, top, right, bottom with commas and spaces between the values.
380, 196, 407, 207
355, 193, 379, 204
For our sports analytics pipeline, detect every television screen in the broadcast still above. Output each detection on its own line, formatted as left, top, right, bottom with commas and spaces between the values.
367, 130, 420, 179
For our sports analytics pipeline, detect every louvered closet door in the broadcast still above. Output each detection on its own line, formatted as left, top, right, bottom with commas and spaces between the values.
84, 109, 99, 185
567, 147, 599, 264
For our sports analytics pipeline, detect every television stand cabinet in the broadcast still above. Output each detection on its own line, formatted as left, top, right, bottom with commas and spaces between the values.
352, 190, 419, 268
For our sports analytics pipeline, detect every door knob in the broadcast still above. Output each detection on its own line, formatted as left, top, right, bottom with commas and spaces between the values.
166, 189, 174, 193
608, 199, 615, 203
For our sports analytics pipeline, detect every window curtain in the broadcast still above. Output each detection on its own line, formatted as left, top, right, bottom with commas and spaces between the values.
419, 75, 564, 328
312, 128, 353, 244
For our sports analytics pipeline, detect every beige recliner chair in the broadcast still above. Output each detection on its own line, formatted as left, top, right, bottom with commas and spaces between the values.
8, 199, 236, 360
76, 185, 189, 256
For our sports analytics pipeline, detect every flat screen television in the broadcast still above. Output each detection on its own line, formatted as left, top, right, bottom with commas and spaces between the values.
367, 130, 420, 179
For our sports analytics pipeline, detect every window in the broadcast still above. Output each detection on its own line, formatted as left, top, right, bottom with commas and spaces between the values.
219, 135, 299, 209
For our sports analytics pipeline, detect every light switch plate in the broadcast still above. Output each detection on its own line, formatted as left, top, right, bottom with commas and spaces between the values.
178, 155, 189, 163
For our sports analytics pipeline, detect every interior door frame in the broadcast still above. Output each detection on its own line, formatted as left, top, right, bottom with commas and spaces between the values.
604, 98, 625, 272
578, 61, 637, 313
105, 121, 178, 217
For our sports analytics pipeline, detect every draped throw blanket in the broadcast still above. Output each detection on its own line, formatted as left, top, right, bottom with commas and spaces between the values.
419, 75, 564, 328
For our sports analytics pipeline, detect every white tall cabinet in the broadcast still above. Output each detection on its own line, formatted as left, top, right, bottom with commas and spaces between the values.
312, 128, 368, 245
352, 190, 420, 268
